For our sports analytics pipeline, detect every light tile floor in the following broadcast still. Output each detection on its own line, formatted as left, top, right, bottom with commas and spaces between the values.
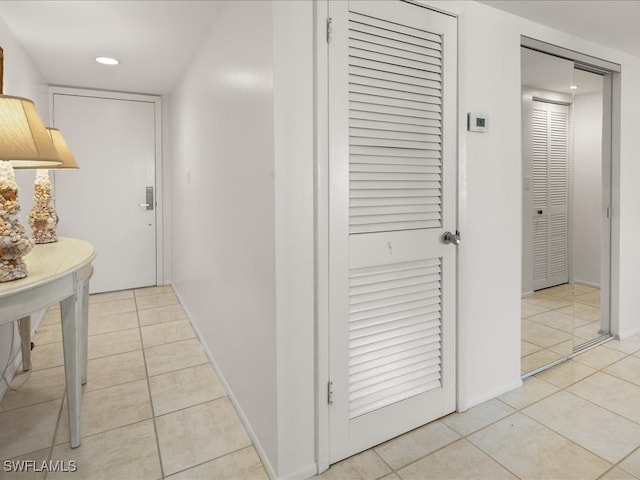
0, 286, 268, 480
522, 284, 603, 374
3, 286, 640, 479
317, 337, 640, 480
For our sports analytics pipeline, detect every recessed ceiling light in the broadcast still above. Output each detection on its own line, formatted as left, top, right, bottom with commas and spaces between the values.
570, 85, 579, 90
95, 56, 120, 66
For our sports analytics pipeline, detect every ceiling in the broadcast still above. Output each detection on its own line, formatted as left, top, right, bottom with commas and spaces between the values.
0, 1, 222, 95
0, 1, 638, 96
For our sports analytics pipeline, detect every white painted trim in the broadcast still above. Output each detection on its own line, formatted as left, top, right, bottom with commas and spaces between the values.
172, 285, 279, 480
609, 71, 621, 338
522, 36, 621, 73
572, 279, 600, 289
278, 465, 318, 480
47, 86, 165, 288
457, 378, 523, 412
616, 326, 640, 341
314, 0, 330, 474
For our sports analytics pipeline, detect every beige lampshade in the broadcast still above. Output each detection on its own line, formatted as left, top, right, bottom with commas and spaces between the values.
46, 128, 78, 169
0, 95, 62, 168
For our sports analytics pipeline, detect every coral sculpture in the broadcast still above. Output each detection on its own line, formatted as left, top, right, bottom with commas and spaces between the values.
0, 161, 35, 281
29, 169, 58, 243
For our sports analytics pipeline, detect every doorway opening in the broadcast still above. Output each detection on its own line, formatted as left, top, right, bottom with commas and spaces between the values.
520, 39, 619, 376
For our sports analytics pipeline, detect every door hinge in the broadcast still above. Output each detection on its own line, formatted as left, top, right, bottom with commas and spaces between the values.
326, 17, 333, 44
327, 380, 334, 406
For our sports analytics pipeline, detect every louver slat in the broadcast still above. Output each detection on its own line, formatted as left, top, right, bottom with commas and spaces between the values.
348, 11, 443, 235
349, 11, 443, 47
348, 259, 442, 419
549, 213, 567, 277
533, 216, 548, 285
549, 111, 568, 207
531, 107, 548, 210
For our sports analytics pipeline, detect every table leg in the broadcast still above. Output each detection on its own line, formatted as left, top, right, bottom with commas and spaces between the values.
61, 291, 82, 448
17, 316, 31, 371
81, 281, 89, 385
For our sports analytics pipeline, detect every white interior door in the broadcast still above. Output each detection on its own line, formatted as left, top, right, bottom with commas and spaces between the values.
52, 91, 158, 293
531, 100, 569, 290
328, 0, 457, 463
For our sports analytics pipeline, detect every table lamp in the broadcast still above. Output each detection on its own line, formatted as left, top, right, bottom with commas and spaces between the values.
29, 127, 79, 243
0, 95, 62, 281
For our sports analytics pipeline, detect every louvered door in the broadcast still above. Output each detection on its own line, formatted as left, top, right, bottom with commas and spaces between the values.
531, 101, 569, 290
328, 0, 457, 463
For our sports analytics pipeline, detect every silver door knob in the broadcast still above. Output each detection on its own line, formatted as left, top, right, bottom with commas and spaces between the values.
443, 231, 461, 245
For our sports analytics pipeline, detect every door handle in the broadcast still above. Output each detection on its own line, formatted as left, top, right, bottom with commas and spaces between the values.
443, 231, 460, 246
140, 186, 154, 210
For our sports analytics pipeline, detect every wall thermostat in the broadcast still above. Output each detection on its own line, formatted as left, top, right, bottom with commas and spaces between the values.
468, 113, 488, 132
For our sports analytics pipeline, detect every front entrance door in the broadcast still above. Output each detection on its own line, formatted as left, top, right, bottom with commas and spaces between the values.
51, 89, 159, 293
328, 0, 458, 463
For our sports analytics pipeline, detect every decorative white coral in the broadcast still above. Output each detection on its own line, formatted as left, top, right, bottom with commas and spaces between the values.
0, 161, 35, 282
29, 169, 58, 244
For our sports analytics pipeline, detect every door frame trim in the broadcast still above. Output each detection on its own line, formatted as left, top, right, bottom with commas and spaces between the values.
314, 0, 331, 473
48, 86, 165, 288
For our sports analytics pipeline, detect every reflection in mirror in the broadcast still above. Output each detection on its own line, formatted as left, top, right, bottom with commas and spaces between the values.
520, 47, 608, 376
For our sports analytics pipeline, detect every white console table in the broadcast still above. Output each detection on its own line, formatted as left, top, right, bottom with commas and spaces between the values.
0, 238, 96, 448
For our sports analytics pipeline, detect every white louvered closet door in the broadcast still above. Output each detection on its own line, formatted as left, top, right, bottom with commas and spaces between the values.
531, 101, 569, 291
328, 0, 457, 463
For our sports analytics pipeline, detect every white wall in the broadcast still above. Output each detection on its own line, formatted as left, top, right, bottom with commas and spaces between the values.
0, 16, 50, 398
169, 0, 278, 470
573, 91, 603, 287
169, 1, 315, 478
451, 0, 525, 408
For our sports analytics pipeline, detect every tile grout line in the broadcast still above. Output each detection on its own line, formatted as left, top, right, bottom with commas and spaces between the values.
152, 394, 228, 420
165, 445, 258, 479
521, 348, 640, 474
133, 290, 168, 480
43, 388, 65, 480
515, 405, 622, 472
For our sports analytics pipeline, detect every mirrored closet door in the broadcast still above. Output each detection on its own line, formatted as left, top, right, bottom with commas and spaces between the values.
520, 47, 611, 376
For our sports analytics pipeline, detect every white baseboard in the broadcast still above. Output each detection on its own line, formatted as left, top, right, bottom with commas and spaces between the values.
572, 279, 600, 289
616, 325, 640, 341
279, 465, 318, 480
458, 378, 524, 412
171, 284, 284, 480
